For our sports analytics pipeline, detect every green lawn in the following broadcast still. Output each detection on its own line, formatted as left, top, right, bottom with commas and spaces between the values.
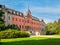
1, 37, 60, 45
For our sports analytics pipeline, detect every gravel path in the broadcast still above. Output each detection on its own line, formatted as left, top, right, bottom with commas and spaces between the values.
30, 35, 60, 38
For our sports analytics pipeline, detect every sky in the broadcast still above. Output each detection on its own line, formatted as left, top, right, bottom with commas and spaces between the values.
0, 0, 60, 23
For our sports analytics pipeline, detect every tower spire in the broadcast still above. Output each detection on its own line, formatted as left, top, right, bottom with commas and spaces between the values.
28, 5, 31, 14
27, 5, 31, 17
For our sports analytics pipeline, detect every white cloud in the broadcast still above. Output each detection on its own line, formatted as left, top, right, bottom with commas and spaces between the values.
31, 6, 60, 14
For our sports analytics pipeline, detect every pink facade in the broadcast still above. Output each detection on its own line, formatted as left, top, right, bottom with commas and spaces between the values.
12, 9, 40, 33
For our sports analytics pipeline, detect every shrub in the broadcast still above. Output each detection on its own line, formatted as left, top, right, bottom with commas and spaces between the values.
0, 29, 30, 39
20, 31, 30, 37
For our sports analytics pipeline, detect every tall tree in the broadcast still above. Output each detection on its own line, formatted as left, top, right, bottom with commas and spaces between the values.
58, 18, 60, 23
0, 10, 5, 30
45, 18, 60, 35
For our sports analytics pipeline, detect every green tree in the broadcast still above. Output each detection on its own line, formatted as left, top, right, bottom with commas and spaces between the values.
58, 18, 60, 23
57, 18, 60, 34
5, 25, 20, 30
46, 22, 58, 35
45, 18, 60, 35
0, 10, 5, 30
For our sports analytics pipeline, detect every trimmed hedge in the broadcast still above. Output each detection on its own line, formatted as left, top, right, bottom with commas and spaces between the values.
0, 29, 30, 39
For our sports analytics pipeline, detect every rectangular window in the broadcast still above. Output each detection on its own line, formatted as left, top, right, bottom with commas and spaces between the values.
8, 16, 10, 20
22, 26, 24, 28
19, 25, 21, 28
12, 17, 14, 21
27, 20, 29, 23
22, 20, 24, 22
19, 19, 21, 22
16, 18, 18, 21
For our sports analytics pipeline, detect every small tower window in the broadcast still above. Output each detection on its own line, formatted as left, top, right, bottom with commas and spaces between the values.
27, 20, 29, 23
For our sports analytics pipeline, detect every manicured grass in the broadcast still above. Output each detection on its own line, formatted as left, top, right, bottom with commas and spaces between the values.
1, 37, 60, 45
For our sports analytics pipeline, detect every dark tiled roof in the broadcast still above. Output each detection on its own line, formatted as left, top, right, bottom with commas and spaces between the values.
31, 15, 39, 21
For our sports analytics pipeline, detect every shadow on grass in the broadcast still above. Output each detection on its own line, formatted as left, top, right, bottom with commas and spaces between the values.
1, 38, 60, 45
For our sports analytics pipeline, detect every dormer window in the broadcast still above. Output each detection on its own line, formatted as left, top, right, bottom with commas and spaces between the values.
9, 10, 12, 13
0, 8, 1, 10
20, 13, 22, 15
13, 11, 15, 14
17, 12, 19, 15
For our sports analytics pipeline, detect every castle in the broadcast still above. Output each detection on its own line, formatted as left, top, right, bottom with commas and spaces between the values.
0, 5, 45, 35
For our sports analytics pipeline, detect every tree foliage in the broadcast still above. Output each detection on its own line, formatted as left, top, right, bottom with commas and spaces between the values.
5, 25, 20, 30
0, 10, 5, 30
46, 18, 60, 35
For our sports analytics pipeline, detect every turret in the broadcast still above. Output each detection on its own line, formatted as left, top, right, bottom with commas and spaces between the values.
27, 7, 31, 18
